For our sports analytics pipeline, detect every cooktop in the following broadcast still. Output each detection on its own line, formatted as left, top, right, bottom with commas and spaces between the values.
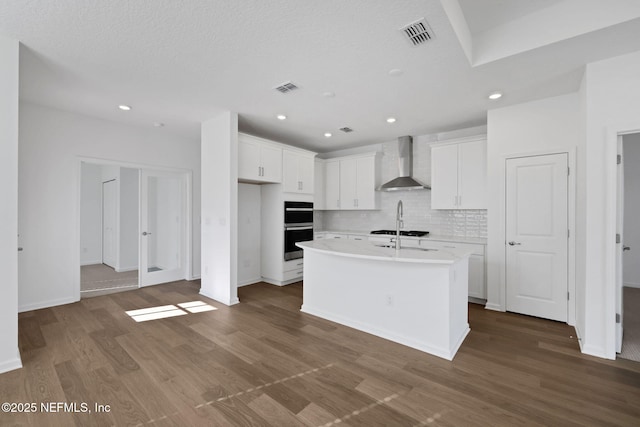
370, 230, 429, 237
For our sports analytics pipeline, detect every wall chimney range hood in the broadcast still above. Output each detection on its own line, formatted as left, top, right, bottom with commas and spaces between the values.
377, 136, 429, 191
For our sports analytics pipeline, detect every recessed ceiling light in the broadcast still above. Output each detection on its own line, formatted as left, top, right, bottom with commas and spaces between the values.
322, 91, 335, 98
118, 105, 131, 111
153, 122, 164, 128
488, 92, 502, 100
388, 69, 403, 76
324, 133, 332, 138
387, 117, 397, 123
277, 114, 287, 120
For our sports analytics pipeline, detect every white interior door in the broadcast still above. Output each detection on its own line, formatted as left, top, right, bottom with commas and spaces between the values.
102, 179, 117, 268
506, 153, 568, 322
139, 170, 186, 287
616, 136, 624, 353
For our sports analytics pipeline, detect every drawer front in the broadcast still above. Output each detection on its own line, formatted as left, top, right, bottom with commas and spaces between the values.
324, 233, 347, 239
348, 235, 367, 241
283, 268, 304, 282
421, 240, 484, 256
284, 259, 304, 272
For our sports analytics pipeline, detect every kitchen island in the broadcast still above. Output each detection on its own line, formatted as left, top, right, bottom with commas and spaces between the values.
296, 239, 471, 360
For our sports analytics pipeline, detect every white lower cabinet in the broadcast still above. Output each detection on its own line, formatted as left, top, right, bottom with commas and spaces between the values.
314, 231, 487, 299
420, 240, 486, 299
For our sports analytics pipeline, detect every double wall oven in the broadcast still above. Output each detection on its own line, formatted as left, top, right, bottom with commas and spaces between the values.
284, 201, 314, 261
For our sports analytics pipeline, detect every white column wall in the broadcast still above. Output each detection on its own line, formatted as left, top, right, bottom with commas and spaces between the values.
200, 112, 239, 305
0, 35, 21, 373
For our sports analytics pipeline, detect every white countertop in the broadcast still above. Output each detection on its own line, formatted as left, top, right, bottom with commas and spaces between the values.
315, 230, 487, 245
297, 239, 472, 264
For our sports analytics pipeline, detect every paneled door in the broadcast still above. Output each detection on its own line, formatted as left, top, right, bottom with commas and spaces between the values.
506, 153, 568, 322
139, 170, 186, 287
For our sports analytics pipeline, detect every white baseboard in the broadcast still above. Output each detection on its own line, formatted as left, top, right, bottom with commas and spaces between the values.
115, 266, 138, 273
80, 260, 102, 266
237, 277, 261, 287
301, 304, 466, 361
199, 290, 239, 306
623, 282, 640, 289
19, 295, 78, 313
262, 277, 300, 287
484, 302, 504, 312
0, 351, 22, 374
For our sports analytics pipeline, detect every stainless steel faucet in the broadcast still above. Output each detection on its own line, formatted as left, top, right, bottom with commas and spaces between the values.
395, 200, 404, 253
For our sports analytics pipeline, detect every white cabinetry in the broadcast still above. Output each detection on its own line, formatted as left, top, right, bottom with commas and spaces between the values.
322, 153, 380, 210
419, 239, 486, 299
324, 160, 341, 210
238, 134, 282, 183
283, 150, 315, 194
431, 136, 487, 209
314, 159, 325, 210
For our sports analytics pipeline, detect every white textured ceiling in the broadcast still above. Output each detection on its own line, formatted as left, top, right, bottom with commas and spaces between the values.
2, 0, 640, 152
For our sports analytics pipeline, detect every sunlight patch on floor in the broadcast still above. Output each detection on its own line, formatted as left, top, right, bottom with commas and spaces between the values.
126, 301, 217, 322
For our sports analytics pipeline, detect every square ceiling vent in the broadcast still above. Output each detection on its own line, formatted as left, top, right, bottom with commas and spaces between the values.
274, 81, 299, 94
400, 18, 434, 47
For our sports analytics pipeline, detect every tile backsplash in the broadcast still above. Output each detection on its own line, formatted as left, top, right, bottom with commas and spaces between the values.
315, 127, 487, 239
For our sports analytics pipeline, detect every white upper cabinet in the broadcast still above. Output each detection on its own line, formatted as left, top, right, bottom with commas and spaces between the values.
283, 149, 315, 194
238, 134, 282, 183
321, 153, 380, 210
431, 137, 487, 209
324, 160, 341, 210
314, 159, 326, 210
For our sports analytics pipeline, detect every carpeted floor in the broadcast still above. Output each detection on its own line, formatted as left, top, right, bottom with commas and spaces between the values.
81, 263, 138, 294
619, 286, 640, 362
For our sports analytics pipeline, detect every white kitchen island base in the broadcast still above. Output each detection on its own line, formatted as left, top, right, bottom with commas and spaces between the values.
298, 240, 470, 361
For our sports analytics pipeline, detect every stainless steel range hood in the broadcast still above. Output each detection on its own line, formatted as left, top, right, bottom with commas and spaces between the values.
377, 136, 429, 191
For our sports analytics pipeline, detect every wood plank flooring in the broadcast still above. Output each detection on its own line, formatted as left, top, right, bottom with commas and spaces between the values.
2, 280, 640, 426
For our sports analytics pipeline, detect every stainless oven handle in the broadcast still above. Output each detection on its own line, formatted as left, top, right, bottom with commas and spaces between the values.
284, 225, 314, 231
285, 208, 314, 212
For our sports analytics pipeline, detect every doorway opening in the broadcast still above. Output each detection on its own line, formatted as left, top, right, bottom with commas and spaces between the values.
80, 163, 139, 297
617, 132, 640, 362
79, 161, 191, 298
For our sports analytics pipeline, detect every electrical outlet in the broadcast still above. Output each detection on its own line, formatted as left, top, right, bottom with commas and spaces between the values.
386, 294, 394, 307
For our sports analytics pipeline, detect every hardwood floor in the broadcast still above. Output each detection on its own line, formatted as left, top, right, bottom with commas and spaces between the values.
2, 280, 640, 426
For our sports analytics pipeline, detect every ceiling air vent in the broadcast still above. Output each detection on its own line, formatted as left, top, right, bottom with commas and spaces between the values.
400, 18, 434, 47
339, 127, 354, 133
274, 81, 299, 94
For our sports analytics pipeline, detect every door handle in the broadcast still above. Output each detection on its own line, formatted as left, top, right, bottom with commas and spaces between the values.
623, 246, 631, 251
508, 241, 521, 246
142, 231, 152, 236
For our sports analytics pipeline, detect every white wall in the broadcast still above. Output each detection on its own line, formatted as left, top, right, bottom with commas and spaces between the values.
0, 35, 21, 373
623, 133, 640, 288
201, 112, 239, 305
486, 93, 581, 319
119, 167, 139, 271
237, 183, 262, 286
80, 162, 103, 265
583, 50, 640, 358
18, 102, 201, 312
